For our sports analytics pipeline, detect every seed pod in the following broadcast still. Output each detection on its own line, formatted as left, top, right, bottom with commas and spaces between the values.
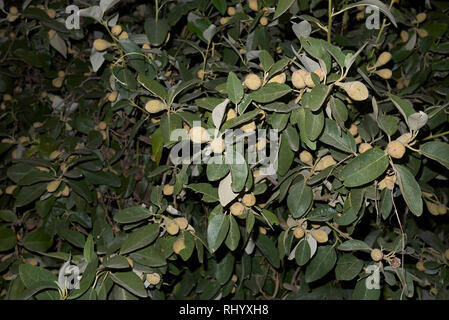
244, 74, 262, 91
118, 31, 129, 40
174, 217, 188, 230
293, 227, 305, 239
242, 193, 256, 207
268, 72, 286, 84
378, 175, 396, 190
374, 52, 392, 68
311, 229, 328, 243
248, 0, 258, 11
49, 150, 61, 160
33, 122, 44, 128
5, 185, 17, 195
111, 25, 122, 36
93, 39, 112, 51
371, 248, 383, 261
260, 16, 268, 26
230, 202, 245, 216
210, 137, 225, 153
438, 204, 447, 215
173, 238, 186, 254
226, 108, 237, 121
146, 273, 161, 285
52, 77, 64, 88
299, 151, 313, 165
417, 28, 428, 38
315, 155, 336, 171
386, 140, 406, 159
416, 12, 427, 23
145, 99, 165, 113
349, 124, 358, 136
166, 219, 180, 235
339, 81, 369, 101
375, 69, 392, 80
292, 70, 308, 89
47, 180, 61, 193
416, 261, 426, 271
425, 200, 440, 216
400, 30, 409, 43
220, 17, 229, 25
240, 121, 256, 133
359, 143, 372, 154
197, 69, 205, 79
189, 127, 211, 144
163, 184, 174, 196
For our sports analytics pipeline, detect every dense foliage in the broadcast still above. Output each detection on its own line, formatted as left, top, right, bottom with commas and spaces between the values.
1, 0, 449, 300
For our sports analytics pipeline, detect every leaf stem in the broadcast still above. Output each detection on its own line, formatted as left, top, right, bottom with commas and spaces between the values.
421, 130, 449, 141
327, 0, 332, 43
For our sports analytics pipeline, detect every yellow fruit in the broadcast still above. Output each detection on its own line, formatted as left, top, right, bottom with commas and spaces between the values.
445, 249, 449, 260
189, 127, 211, 144
61, 185, 70, 197
376, 69, 392, 80
58, 70, 66, 78
226, 109, 237, 121
292, 70, 308, 89
9, 7, 19, 15
359, 143, 372, 154
145, 99, 165, 113
400, 30, 409, 43
260, 16, 268, 26
33, 122, 44, 128
210, 137, 225, 153
242, 193, 256, 207
417, 28, 428, 38
173, 238, 186, 254
256, 138, 267, 151
244, 74, 262, 91
231, 274, 238, 282
146, 273, 161, 285
46, 180, 61, 193
227, 7, 236, 16
98, 121, 107, 130
374, 52, 392, 68
259, 226, 267, 234
249, 0, 258, 11
397, 133, 413, 145
386, 140, 406, 159
111, 25, 122, 36
18, 136, 29, 144
416, 261, 426, 271
349, 124, 358, 136
163, 184, 174, 196
438, 204, 447, 215
315, 155, 336, 171
299, 150, 313, 165
3, 94, 12, 101
49, 150, 61, 160
241, 121, 256, 133
339, 81, 369, 101
220, 17, 229, 25
425, 200, 440, 216
52, 77, 64, 88
174, 217, 188, 230
197, 69, 205, 80
371, 248, 383, 261
356, 11, 365, 21
311, 229, 328, 243
93, 39, 112, 51
126, 257, 134, 268
378, 175, 396, 190
313, 69, 325, 82
25, 258, 38, 266
5, 185, 17, 195
118, 31, 129, 40
293, 227, 305, 239
354, 135, 362, 144
166, 219, 180, 235
142, 43, 151, 50
304, 73, 315, 88
416, 12, 427, 23
230, 202, 245, 216
268, 73, 286, 84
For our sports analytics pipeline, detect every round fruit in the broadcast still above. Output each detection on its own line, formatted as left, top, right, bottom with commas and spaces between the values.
189, 126, 211, 144
292, 70, 308, 89
98, 121, 107, 130
166, 219, 180, 235
226, 108, 237, 121
416, 261, 426, 271
371, 248, 383, 261
227, 7, 236, 15
438, 204, 447, 215
230, 202, 245, 216
111, 25, 122, 36
145, 99, 165, 113
313, 69, 325, 82
241, 121, 256, 133
400, 30, 409, 43
93, 39, 112, 51
173, 238, 186, 254
244, 74, 262, 91
231, 274, 238, 282
49, 150, 61, 160
359, 143, 372, 154
374, 52, 392, 68
197, 69, 205, 80
118, 31, 129, 40
210, 137, 225, 153
242, 193, 256, 207
220, 17, 229, 25
304, 73, 315, 88
163, 184, 174, 196
339, 81, 369, 101
445, 249, 449, 260
58, 70, 65, 78
260, 17, 268, 26
142, 43, 151, 50
46, 180, 61, 193
61, 185, 70, 197
174, 217, 188, 230
397, 132, 413, 145
146, 273, 161, 285
417, 28, 428, 38
268, 72, 286, 84
315, 155, 336, 171
349, 124, 358, 136
354, 135, 362, 144
378, 175, 396, 190
9, 7, 19, 15
5, 185, 17, 195
425, 200, 440, 216
416, 12, 427, 23
311, 229, 328, 243
299, 150, 313, 165
107, 91, 118, 102
249, 0, 258, 11
293, 227, 305, 239
375, 69, 392, 80
386, 140, 406, 159
52, 77, 63, 88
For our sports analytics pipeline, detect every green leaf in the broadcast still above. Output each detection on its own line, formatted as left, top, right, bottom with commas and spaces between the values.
23, 229, 53, 252
338, 239, 371, 251
120, 224, 160, 254
225, 215, 240, 251
226, 72, 243, 104
179, 231, 195, 261
277, 133, 295, 176
259, 50, 274, 72
110, 271, 147, 298
305, 246, 337, 283
255, 234, 280, 268
15, 183, 47, 207
82, 170, 121, 188
229, 152, 248, 193
287, 180, 313, 218
395, 164, 423, 216
19, 264, 58, 300
295, 240, 311, 266
341, 148, 389, 187
389, 94, 415, 124
0, 210, 17, 222
303, 85, 331, 112
113, 206, 154, 224
380, 188, 393, 220
207, 156, 230, 181
352, 278, 380, 300
421, 141, 449, 170
104, 255, 130, 269
273, 0, 296, 20
249, 83, 291, 103
211, 0, 227, 15
335, 254, 363, 281
305, 109, 324, 141
18, 281, 59, 300
0, 227, 17, 252
319, 119, 356, 153
188, 183, 219, 202
215, 252, 235, 285
207, 213, 230, 253
221, 109, 260, 130
138, 74, 168, 101
144, 18, 169, 46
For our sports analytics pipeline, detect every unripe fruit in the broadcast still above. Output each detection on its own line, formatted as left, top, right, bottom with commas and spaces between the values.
227, 7, 236, 16
260, 16, 268, 26
438, 204, 447, 215
230, 202, 245, 216
249, 0, 258, 11
3, 94, 12, 101
49, 150, 62, 160
375, 69, 392, 80
166, 219, 180, 235
304, 73, 315, 88
416, 261, 426, 271
142, 43, 151, 50
425, 200, 440, 216
174, 217, 188, 230
445, 249, 449, 260
339, 81, 369, 101
313, 69, 325, 82
118, 31, 129, 40
220, 17, 229, 25
163, 184, 174, 196
9, 7, 19, 15
311, 229, 328, 243
374, 52, 392, 68
173, 238, 186, 254
47, 9, 56, 19
315, 155, 336, 171
268, 73, 286, 84
226, 108, 237, 121
397, 132, 413, 145
299, 151, 313, 165
111, 25, 122, 36
256, 138, 267, 151
58, 71, 65, 78
5, 185, 17, 195
400, 30, 409, 43
33, 122, 44, 128
359, 143, 372, 154
197, 69, 205, 80
98, 121, 107, 130
189, 127, 211, 144
146, 273, 161, 285
259, 227, 267, 234
416, 12, 427, 23
292, 70, 308, 89
242, 193, 256, 207
371, 248, 383, 261
231, 274, 238, 282
107, 91, 118, 102
61, 185, 70, 197
349, 124, 358, 136
93, 39, 112, 51
356, 11, 365, 21
52, 77, 64, 88
386, 140, 406, 159
126, 257, 134, 268
378, 175, 396, 190
417, 28, 428, 38
46, 180, 61, 193
210, 137, 225, 153
354, 135, 363, 144
240, 121, 256, 133
145, 99, 165, 113
244, 74, 262, 91
293, 227, 305, 239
